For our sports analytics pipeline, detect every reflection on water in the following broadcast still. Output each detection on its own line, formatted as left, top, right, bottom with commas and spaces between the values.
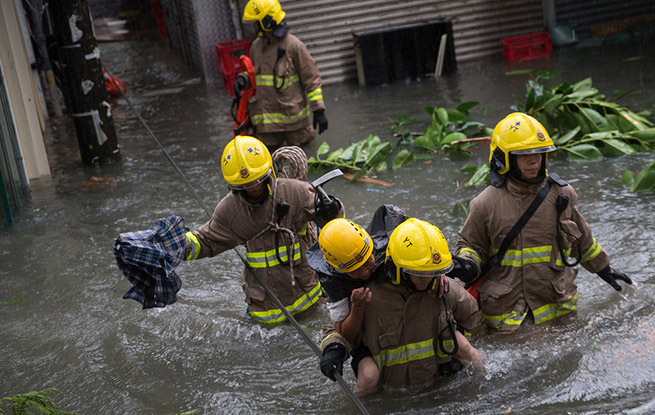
1, 33, 655, 415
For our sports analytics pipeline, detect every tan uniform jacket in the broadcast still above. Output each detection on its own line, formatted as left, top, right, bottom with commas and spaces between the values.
322, 279, 480, 392
247, 33, 325, 133
186, 178, 338, 323
455, 175, 609, 331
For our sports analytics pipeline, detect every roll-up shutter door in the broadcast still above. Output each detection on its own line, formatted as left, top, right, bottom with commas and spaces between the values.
554, 0, 655, 38
274, 0, 544, 85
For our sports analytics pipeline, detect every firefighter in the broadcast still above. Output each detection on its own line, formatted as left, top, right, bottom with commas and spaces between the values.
449, 112, 632, 332
234, 0, 327, 151
183, 135, 342, 324
319, 218, 482, 393
308, 205, 411, 394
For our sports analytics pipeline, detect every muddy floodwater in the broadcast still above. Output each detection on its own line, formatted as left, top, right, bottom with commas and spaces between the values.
2, 31, 655, 415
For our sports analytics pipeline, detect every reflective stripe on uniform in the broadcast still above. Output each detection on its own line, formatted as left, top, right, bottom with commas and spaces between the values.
581, 238, 602, 263
532, 292, 578, 324
459, 247, 481, 265
483, 309, 528, 329
249, 282, 323, 324
373, 338, 435, 368
251, 105, 311, 126
436, 338, 457, 358
499, 245, 551, 267
185, 231, 200, 260
298, 222, 308, 236
245, 242, 302, 268
307, 88, 323, 102
255, 74, 300, 90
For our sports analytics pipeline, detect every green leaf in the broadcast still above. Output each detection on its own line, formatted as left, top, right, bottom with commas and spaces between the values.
464, 163, 489, 187
443, 132, 466, 144
392, 150, 414, 169
367, 141, 392, 167
316, 142, 330, 158
555, 126, 581, 145
456, 101, 479, 114
580, 107, 610, 131
421, 106, 437, 117
415, 134, 437, 151
1, 296, 22, 305
628, 160, 655, 192
572, 77, 593, 91
326, 148, 345, 162
446, 109, 467, 124
543, 94, 563, 113
535, 70, 557, 79
622, 170, 635, 189
628, 128, 655, 142
566, 144, 603, 161
436, 108, 449, 125
603, 138, 635, 155
506, 69, 534, 75
566, 89, 599, 100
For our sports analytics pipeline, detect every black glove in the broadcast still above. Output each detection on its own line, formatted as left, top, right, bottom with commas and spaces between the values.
597, 265, 632, 291
313, 109, 328, 134
315, 195, 341, 222
320, 343, 346, 381
447, 255, 479, 283
233, 75, 247, 96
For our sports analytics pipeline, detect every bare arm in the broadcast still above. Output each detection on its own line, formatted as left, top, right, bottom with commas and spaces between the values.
336, 287, 371, 345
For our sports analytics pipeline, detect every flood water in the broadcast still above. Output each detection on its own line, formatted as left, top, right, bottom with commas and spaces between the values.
2, 30, 655, 415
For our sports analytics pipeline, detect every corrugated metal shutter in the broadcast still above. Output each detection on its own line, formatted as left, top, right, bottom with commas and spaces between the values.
278, 0, 544, 85
554, 0, 655, 37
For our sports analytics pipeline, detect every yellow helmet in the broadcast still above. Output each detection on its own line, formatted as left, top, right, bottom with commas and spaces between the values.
385, 218, 453, 284
489, 112, 556, 180
242, 0, 286, 32
221, 135, 276, 190
319, 218, 373, 273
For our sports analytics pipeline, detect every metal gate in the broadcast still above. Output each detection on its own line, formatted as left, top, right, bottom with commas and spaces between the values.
554, 0, 655, 37
276, 0, 545, 85
0, 61, 29, 226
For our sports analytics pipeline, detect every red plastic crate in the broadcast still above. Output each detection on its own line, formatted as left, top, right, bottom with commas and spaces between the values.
216, 39, 251, 75
501, 32, 552, 62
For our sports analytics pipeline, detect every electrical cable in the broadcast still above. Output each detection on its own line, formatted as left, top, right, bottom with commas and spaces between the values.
104, 68, 369, 415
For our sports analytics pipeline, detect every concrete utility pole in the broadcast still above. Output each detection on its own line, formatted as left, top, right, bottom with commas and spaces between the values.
50, 0, 120, 165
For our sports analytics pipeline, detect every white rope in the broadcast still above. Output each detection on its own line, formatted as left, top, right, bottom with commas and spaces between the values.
272, 146, 308, 181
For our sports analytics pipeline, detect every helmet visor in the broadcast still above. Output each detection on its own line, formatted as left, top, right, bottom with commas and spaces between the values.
402, 262, 454, 278
511, 145, 556, 155
227, 169, 272, 191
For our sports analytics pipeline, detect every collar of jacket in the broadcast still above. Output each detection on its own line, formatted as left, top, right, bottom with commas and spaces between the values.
505, 175, 546, 195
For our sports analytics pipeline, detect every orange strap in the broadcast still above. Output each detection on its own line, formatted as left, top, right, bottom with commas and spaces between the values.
233, 55, 256, 136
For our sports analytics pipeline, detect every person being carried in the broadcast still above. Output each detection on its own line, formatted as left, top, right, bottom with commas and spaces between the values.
319, 217, 483, 393
449, 112, 632, 333
184, 135, 342, 324
307, 205, 412, 394
234, 0, 327, 151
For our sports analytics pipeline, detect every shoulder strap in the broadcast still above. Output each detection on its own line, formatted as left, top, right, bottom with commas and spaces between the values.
480, 178, 554, 275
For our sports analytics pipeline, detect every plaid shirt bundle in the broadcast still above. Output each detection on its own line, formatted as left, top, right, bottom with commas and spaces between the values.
114, 216, 186, 309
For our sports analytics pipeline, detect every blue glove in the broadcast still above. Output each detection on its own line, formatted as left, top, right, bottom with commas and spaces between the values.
447, 255, 478, 282
597, 265, 632, 291
233, 75, 247, 96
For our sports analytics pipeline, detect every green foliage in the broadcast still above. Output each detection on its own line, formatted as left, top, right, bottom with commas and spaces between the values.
309, 102, 490, 176
308, 135, 395, 177
623, 160, 655, 192
515, 74, 654, 160
461, 163, 490, 187
1, 389, 76, 415
1, 296, 22, 305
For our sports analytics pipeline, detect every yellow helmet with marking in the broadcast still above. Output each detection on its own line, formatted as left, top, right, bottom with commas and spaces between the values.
385, 218, 453, 284
221, 135, 275, 190
319, 218, 373, 273
490, 112, 555, 176
242, 0, 286, 32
